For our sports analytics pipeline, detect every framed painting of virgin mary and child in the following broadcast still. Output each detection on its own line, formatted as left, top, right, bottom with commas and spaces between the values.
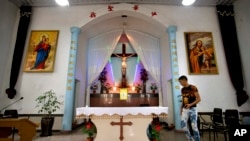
184, 32, 219, 74
23, 30, 59, 72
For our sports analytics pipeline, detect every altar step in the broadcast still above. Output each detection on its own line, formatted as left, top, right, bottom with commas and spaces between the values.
12, 128, 223, 141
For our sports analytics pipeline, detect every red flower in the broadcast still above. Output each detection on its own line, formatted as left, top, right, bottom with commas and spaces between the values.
86, 122, 92, 129
90, 12, 96, 18
155, 124, 161, 131
108, 5, 114, 11
133, 5, 139, 11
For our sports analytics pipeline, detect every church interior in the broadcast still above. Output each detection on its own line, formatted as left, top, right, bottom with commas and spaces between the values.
0, 0, 250, 141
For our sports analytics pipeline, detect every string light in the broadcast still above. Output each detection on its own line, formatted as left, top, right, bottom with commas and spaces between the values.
55, 0, 69, 6
182, 0, 196, 6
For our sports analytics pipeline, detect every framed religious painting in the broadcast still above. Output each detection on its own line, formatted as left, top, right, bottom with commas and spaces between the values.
23, 30, 59, 72
184, 32, 219, 74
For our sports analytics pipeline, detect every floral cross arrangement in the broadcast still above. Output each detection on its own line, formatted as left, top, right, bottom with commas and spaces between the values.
90, 82, 98, 90
82, 119, 97, 139
147, 117, 162, 141
150, 83, 157, 90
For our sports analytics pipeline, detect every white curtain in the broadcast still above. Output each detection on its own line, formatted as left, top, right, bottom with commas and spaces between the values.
125, 30, 163, 106
86, 30, 122, 106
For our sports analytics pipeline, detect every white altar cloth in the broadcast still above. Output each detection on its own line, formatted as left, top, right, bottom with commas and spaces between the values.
76, 107, 168, 117
76, 107, 168, 141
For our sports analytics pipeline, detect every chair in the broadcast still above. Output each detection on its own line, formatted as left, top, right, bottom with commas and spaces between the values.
224, 109, 241, 141
242, 116, 250, 125
224, 109, 240, 127
3, 109, 18, 139
199, 108, 223, 141
210, 108, 229, 141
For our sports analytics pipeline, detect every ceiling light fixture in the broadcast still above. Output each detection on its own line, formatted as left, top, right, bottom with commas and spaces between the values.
182, 0, 196, 6
55, 0, 69, 6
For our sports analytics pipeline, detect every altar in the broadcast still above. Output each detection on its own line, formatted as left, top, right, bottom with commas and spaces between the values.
90, 93, 159, 107
76, 107, 168, 141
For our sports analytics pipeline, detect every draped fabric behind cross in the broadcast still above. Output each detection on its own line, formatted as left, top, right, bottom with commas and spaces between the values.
86, 30, 122, 106
126, 30, 162, 106
85, 30, 162, 106
216, 5, 249, 106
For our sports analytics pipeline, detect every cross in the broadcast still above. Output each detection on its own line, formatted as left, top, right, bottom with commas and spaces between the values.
111, 43, 137, 77
111, 43, 137, 58
110, 116, 133, 141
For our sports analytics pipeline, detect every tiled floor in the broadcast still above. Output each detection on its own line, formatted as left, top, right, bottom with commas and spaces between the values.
13, 128, 226, 141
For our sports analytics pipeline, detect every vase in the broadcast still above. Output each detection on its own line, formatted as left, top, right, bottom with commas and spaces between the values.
93, 90, 96, 94
86, 137, 94, 141
40, 117, 54, 137
152, 90, 155, 94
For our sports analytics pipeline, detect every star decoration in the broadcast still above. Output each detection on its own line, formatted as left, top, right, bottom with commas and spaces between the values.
151, 11, 157, 17
90, 12, 96, 18
133, 5, 139, 11
108, 5, 114, 11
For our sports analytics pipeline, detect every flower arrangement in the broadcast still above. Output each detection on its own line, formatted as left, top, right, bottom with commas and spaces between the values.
140, 68, 149, 82
82, 119, 97, 139
135, 83, 142, 91
98, 68, 107, 83
147, 117, 162, 141
104, 82, 112, 90
150, 83, 158, 90
90, 82, 98, 90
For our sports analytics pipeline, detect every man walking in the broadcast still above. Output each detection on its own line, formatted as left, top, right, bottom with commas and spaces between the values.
179, 75, 201, 141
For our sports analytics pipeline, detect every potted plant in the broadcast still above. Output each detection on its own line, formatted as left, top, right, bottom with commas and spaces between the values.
98, 68, 107, 93
147, 117, 162, 141
140, 68, 149, 93
82, 119, 97, 141
150, 83, 157, 94
35, 90, 62, 137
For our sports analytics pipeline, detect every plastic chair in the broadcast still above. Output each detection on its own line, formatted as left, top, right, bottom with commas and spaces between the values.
224, 109, 240, 127
200, 108, 223, 141
210, 108, 229, 141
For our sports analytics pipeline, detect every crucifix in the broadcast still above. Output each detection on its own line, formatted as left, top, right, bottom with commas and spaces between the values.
111, 43, 137, 78
110, 116, 133, 141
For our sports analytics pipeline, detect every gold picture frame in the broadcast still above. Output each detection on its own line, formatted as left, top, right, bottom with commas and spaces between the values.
184, 32, 218, 74
23, 30, 59, 72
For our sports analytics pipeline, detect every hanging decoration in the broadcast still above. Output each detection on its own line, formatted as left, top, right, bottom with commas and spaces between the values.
108, 5, 114, 12
151, 11, 157, 17
90, 12, 96, 18
89, 4, 158, 19
133, 5, 139, 11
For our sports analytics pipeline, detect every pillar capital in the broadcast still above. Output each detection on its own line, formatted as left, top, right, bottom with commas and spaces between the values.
166, 25, 177, 34
71, 26, 81, 34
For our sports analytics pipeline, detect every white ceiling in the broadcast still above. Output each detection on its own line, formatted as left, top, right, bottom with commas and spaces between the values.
8, 0, 240, 39
9, 0, 239, 7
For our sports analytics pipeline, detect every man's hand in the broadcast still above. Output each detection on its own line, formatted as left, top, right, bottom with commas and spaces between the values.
184, 104, 192, 109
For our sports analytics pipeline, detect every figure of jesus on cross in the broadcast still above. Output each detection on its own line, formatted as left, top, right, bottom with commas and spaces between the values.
112, 43, 137, 77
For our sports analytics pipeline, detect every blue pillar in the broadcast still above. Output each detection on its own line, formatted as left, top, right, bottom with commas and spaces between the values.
62, 27, 81, 131
167, 26, 181, 130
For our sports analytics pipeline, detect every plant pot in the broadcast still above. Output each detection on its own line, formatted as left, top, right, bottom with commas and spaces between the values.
86, 137, 94, 141
40, 117, 54, 137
